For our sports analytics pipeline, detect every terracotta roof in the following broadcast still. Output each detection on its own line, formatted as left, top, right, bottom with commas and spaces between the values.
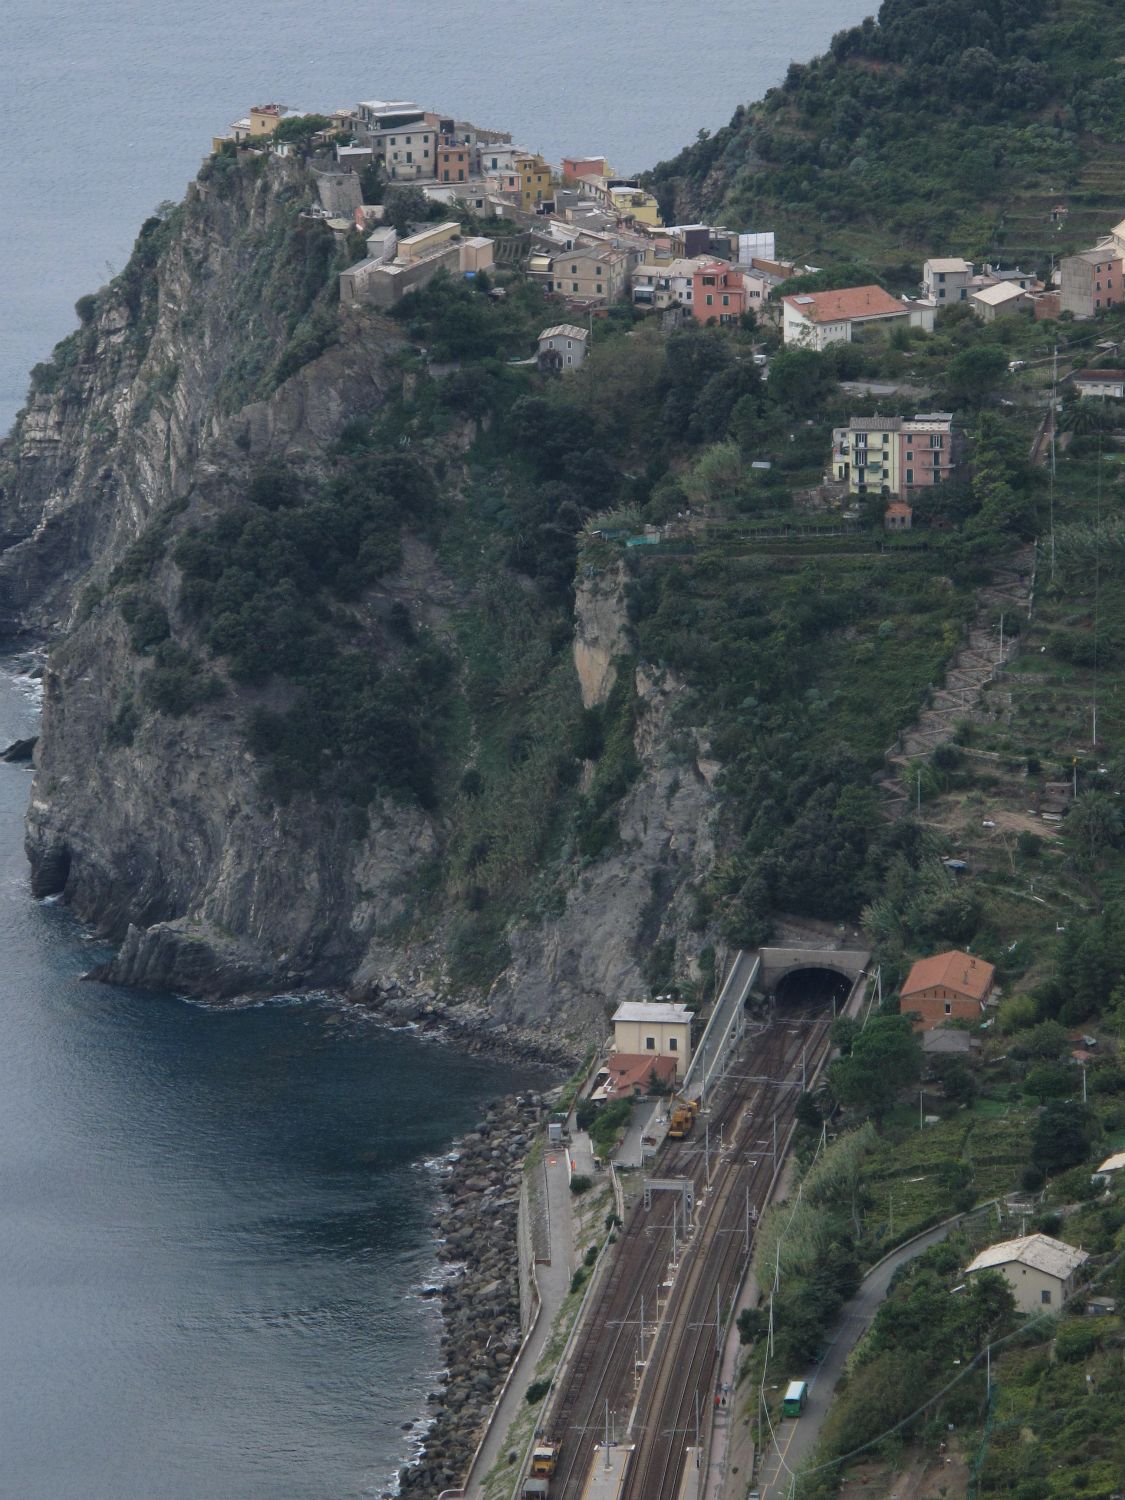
966, 1233, 1088, 1282
604, 1053, 677, 1096
1072, 369, 1125, 382
901, 949, 995, 1001
783, 284, 907, 323
885, 501, 913, 516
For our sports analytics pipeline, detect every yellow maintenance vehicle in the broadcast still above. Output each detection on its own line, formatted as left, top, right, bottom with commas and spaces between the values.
530, 1441, 560, 1478
667, 1096, 699, 1139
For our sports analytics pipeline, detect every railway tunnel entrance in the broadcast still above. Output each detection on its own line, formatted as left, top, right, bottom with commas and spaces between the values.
756, 945, 871, 1014
772, 964, 853, 1011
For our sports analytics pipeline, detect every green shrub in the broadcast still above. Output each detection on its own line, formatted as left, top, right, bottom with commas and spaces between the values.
569, 1174, 593, 1195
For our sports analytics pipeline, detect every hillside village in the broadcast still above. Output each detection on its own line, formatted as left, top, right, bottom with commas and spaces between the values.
212, 96, 1125, 537
207, 104, 1125, 1500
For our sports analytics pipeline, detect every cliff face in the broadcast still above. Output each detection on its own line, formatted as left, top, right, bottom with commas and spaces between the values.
2, 154, 721, 1055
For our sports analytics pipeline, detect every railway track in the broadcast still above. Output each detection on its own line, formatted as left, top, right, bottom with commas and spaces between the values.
621, 1012, 830, 1500
546, 1006, 831, 1500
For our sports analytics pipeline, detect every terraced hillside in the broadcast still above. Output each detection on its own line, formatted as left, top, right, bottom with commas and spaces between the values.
649, 0, 1125, 275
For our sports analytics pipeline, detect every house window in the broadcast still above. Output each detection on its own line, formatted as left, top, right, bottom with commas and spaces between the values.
944, 1002, 952, 1015
706, 294, 714, 306
722, 295, 730, 307
906, 468, 914, 485
668, 1037, 678, 1052
1041, 1289, 1052, 1305
938, 288, 946, 299
645, 1036, 655, 1051
931, 434, 943, 448
572, 282, 579, 293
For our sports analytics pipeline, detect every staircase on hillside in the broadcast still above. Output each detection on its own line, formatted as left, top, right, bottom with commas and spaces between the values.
877, 545, 1036, 819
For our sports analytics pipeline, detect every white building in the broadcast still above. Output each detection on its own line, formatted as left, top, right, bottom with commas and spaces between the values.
1072, 368, 1125, 399
965, 1233, 1088, 1315
922, 257, 973, 303
537, 324, 589, 371
781, 285, 917, 349
631, 256, 711, 312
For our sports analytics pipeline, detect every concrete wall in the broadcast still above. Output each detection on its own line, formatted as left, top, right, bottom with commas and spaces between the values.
313, 168, 362, 217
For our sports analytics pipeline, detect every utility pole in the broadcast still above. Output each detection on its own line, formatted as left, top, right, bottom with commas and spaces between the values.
917, 766, 922, 814
999, 611, 1005, 664
920, 1088, 925, 1131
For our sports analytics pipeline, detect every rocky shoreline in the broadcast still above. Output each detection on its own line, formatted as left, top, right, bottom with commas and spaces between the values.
352, 978, 581, 1074
395, 1092, 547, 1499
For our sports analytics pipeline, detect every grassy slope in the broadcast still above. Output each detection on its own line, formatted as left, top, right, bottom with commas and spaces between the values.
648, 0, 1125, 272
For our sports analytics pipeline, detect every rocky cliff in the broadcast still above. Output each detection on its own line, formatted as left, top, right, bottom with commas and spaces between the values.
1, 152, 720, 1056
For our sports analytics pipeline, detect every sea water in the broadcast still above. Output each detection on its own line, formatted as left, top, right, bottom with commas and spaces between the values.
0, 664, 537, 1497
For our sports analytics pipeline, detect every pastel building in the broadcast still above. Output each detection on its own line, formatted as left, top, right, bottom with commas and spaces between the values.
965, 1235, 1088, 1315
691, 262, 746, 324
612, 1001, 694, 1081
1060, 248, 1125, 318
922, 257, 973, 303
832, 412, 961, 498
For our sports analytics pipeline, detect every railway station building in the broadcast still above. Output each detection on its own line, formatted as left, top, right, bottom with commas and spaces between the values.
611, 1001, 693, 1081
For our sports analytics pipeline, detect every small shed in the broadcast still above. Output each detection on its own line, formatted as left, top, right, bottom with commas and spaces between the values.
884, 500, 913, 531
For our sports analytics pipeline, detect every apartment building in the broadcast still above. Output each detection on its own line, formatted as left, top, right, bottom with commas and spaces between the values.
1060, 247, 1125, 318
832, 412, 961, 497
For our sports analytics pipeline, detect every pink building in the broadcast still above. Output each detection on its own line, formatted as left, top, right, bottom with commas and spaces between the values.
561, 156, 607, 181
691, 262, 745, 324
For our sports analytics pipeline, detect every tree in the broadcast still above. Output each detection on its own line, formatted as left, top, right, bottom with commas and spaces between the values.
944, 344, 1007, 408
828, 1015, 922, 1121
767, 347, 836, 415
1030, 1100, 1094, 1177
271, 114, 332, 147
383, 185, 432, 236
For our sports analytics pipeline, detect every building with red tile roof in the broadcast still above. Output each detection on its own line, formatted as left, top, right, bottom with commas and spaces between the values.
602, 1053, 677, 1099
900, 949, 996, 1031
782, 284, 922, 349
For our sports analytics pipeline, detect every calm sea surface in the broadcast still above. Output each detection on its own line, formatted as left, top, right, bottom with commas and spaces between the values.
0, 0, 869, 436
0, 664, 536, 1499
0, 2, 869, 1494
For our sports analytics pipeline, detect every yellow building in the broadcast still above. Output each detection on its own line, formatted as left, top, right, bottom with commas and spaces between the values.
607, 185, 663, 227
213, 103, 290, 153
514, 153, 552, 212
612, 1001, 693, 1080
397, 221, 461, 262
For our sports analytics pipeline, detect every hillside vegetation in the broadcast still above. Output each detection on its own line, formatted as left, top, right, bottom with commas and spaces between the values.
649, 0, 1125, 270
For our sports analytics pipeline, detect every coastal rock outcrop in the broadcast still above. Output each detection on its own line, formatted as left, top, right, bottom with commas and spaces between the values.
2, 150, 722, 1048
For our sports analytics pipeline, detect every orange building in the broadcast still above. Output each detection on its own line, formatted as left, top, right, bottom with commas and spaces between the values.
900, 950, 996, 1031
437, 139, 472, 184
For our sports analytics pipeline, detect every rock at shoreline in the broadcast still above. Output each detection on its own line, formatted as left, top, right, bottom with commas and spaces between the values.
1, 736, 36, 763
397, 1092, 544, 1498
